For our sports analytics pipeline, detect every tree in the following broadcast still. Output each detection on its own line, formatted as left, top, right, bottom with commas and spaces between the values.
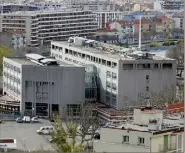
166, 41, 184, 66
54, 103, 100, 152
121, 96, 135, 121
0, 45, 14, 74
149, 42, 159, 47
51, 114, 84, 153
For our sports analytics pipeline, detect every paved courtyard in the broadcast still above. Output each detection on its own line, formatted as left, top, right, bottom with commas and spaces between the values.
0, 119, 55, 151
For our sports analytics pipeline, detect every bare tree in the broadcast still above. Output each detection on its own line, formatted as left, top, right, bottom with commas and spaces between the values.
166, 41, 184, 66
62, 103, 99, 146
121, 97, 135, 121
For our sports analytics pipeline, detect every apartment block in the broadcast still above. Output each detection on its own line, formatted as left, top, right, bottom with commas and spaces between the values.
51, 37, 176, 110
0, 10, 97, 47
95, 11, 129, 28
0, 4, 38, 13
2, 54, 85, 117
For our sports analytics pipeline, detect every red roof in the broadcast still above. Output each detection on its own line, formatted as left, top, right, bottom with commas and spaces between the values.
167, 103, 184, 113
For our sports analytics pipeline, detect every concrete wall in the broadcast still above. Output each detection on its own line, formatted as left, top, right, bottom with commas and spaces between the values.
21, 65, 85, 115
117, 59, 177, 109
93, 127, 152, 152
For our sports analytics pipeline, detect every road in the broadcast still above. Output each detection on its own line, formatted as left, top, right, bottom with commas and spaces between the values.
0, 119, 55, 151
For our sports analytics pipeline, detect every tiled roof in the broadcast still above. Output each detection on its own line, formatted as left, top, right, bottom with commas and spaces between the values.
167, 102, 184, 113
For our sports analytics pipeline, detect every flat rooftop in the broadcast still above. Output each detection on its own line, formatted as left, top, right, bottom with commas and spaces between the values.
7, 57, 76, 67
53, 41, 174, 61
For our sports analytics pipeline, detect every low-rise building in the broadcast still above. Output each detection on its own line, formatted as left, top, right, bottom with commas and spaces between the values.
2, 54, 85, 117
94, 106, 184, 152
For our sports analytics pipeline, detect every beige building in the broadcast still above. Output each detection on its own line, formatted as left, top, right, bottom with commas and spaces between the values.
94, 106, 184, 152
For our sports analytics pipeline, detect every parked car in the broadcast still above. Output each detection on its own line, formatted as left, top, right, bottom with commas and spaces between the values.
16, 117, 23, 123
22, 116, 31, 123
37, 126, 54, 135
31, 117, 39, 123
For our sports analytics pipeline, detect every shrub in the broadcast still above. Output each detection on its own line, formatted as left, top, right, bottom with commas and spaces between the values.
169, 41, 175, 45
162, 41, 170, 46
149, 42, 159, 47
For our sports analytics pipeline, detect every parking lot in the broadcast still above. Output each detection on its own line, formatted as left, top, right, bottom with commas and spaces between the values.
0, 119, 55, 151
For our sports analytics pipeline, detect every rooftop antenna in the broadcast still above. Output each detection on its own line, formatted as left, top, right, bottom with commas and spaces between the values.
138, 16, 142, 50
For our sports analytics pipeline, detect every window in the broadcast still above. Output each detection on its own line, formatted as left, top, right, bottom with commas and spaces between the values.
146, 86, 149, 92
106, 71, 111, 78
146, 75, 149, 80
138, 137, 145, 145
123, 136, 129, 143
112, 72, 117, 79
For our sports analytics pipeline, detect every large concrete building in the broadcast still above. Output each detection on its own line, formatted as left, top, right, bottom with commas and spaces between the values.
0, 10, 97, 47
50, 37, 176, 110
2, 54, 85, 117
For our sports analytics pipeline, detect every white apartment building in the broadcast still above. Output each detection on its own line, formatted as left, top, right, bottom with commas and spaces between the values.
50, 37, 176, 110
93, 106, 184, 152
2, 54, 85, 117
62, 0, 119, 12
172, 12, 184, 30
95, 11, 129, 28
0, 10, 97, 47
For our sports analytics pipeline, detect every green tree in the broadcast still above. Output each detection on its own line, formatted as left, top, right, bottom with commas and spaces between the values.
149, 42, 159, 47
162, 41, 170, 46
0, 46, 14, 74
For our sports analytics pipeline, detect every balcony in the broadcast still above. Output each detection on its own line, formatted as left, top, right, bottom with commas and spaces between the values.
159, 143, 177, 152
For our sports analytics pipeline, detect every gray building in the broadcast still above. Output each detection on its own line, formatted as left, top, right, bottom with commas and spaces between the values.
2, 54, 85, 117
51, 37, 177, 110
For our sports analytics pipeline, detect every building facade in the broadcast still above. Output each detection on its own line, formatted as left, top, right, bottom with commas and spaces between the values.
173, 12, 184, 30
2, 54, 85, 116
51, 37, 176, 110
95, 11, 129, 28
0, 10, 97, 47
0, 4, 38, 13
93, 106, 184, 152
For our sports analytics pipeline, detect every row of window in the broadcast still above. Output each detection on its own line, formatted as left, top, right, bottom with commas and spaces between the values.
4, 62, 21, 73
4, 72, 21, 84
51, 46, 118, 68
123, 136, 145, 145
25, 81, 55, 87
123, 63, 172, 70
4, 83, 20, 95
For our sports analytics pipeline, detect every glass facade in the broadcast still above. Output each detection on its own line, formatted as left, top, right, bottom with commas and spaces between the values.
85, 65, 99, 102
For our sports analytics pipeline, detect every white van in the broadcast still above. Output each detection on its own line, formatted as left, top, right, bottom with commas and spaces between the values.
37, 126, 54, 135
22, 116, 31, 123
